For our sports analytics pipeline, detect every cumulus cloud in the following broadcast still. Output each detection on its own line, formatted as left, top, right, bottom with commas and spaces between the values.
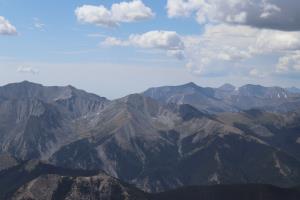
129, 31, 184, 50
167, 0, 300, 31
102, 24, 300, 76
251, 30, 300, 53
75, 0, 154, 27
277, 52, 300, 73
102, 37, 129, 46
160, 0, 300, 76
102, 30, 184, 49
167, 50, 185, 60
102, 31, 185, 60
249, 68, 267, 78
0, 16, 17, 35
182, 24, 257, 75
17, 66, 39, 75
186, 24, 300, 75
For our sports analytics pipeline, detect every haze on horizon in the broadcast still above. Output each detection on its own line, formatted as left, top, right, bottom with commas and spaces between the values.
1, 0, 300, 99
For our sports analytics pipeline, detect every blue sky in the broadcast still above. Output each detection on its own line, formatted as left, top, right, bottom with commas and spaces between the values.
0, 0, 300, 99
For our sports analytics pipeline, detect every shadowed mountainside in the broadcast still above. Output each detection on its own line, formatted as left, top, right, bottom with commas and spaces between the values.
1, 160, 300, 200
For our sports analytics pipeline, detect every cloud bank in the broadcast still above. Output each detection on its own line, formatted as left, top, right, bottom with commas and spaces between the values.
92, 0, 300, 78
167, 0, 300, 31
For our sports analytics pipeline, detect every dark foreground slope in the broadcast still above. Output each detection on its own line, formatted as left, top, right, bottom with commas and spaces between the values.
0, 160, 146, 200
1, 161, 300, 200
150, 185, 300, 200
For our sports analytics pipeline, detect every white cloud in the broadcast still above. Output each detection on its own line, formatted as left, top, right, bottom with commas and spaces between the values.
33, 18, 45, 31
102, 30, 184, 50
166, 0, 300, 31
102, 23, 300, 77
102, 31, 185, 60
249, 68, 267, 78
183, 24, 300, 75
102, 37, 128, 46
181, 24, 256, 75
167, 50, 185, 60
75, 0, 154, 27
167, 0, 203, 18
251, 30, 300, 53
277, 52, 300, 73
0, 16, 17, 35
249, 68, 260, 76
17, 66, 39, 75
129, 31, 184, 50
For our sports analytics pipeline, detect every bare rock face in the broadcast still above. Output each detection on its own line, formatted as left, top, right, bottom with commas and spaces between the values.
0, 153, 18, 171
12, 174, 147, 200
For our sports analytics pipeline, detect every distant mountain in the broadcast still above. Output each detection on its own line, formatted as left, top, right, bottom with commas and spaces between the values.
143, 82, 236, 113
143, 83, 300, 113
1, 81, 300, 194
0, 81, 109, 160
218, 83, 236, 92
287, 87, 300, 94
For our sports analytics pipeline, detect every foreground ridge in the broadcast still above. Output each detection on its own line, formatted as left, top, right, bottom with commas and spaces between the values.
1, 160, 300, 200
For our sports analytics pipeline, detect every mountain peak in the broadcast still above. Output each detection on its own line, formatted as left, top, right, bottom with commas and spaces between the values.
4, 80, 42, 88
182, 82, 199, 88
287, 87, 300, 94
240, 84, 264, 89
219, 83, 236, 91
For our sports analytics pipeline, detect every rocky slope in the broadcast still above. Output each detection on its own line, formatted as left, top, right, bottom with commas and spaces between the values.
1, 161, 300, 200
0, 81, 109, 160
0, 153, 19, 171
0, 160, 146, 200
50, 94, 300, 192
1, 81, 300, 193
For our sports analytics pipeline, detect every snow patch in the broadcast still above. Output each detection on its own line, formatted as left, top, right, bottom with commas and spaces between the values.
209, 173, 220, 184
273, 153, 289, 177
214, 151, 221, 164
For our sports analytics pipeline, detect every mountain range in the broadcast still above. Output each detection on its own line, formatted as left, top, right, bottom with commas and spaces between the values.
144, 83, 300, 113
0, 81, 300, 199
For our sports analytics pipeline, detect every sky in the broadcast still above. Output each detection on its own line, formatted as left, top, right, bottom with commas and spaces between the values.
0, 0, 300, 99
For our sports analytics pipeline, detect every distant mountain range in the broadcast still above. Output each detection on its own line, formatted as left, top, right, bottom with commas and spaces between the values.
144, 82, 300, 113
287, 87, 300, 94
0, 81, 300, 199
